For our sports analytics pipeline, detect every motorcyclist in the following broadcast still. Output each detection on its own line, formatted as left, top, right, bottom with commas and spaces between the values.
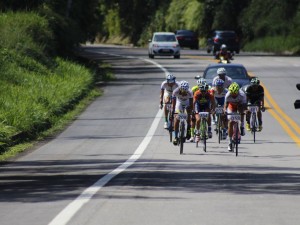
215, 44, 233, 62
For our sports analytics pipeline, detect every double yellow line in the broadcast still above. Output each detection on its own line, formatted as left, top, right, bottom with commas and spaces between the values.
186, 54, 300, 147
248, 72, 300, 147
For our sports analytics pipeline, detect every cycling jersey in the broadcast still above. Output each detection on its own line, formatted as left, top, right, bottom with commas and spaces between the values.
161, 81, 180, 102
191, 85, 199, 94
161, 81, 180, 94
211, 88, 228, 106
224, 90, 246, 111
172, 87, 193, 112
212, 76, 232, 88
193, 90, 214, 113
241, 84, 264, 104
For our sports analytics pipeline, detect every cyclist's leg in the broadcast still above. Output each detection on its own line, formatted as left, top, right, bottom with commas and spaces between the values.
173, 101, 181, 145
238, 104, 246, 136
227, 109, 234, 151
206, 107, 212, 138
163, 93, 172, 128
189, 112, 196, 141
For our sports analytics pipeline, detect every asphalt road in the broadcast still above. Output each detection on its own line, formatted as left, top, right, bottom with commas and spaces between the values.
0, 45, 300, 225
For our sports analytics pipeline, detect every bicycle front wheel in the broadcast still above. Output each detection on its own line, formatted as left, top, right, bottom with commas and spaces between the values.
218, 114, 222, 144
201, 119, 207, 152
251, 113, 257, 143
235, 123, 239, 156
179, 122, 185, 154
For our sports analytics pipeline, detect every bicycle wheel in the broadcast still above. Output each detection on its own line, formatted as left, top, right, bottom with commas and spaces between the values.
168, 114, 173, 142
218, 114, 222, 144
201, 119, 207, 152
235, 123, 239, 156
251, 113, 257, 143
179, 122, 185, 154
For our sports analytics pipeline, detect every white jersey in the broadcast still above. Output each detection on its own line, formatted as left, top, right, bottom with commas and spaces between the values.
161, 81, 180, 94
225, 89, 247, 107
212, 76, 233, 88
172, 87, 193, 103
213, 88, 228, 98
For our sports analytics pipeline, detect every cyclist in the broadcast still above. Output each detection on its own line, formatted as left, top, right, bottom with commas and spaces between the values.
172, 80, 193, 145
211, 78, 228, 139
241, 77, 265, 131
193, 83, 215, 139
215, 44, 233, 61
212, 67, 233, 88
224, 82, 247, 151
189, 77, 207, 142
160, 74, 180, 129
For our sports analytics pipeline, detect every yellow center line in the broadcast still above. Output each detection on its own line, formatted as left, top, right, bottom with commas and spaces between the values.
185, 55, 300, 147
248, 72, 300, 147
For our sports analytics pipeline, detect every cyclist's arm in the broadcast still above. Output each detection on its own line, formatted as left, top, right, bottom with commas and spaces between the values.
160, 89, 164, 105
171, 96, 176, 113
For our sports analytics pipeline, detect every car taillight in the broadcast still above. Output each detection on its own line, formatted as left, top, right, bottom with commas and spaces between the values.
176, 36, 183, 40
214, 37, 219, 42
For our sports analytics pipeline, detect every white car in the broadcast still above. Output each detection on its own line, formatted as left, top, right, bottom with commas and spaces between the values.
148, 32, 181, 59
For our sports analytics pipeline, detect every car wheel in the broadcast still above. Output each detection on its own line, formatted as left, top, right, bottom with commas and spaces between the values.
174, 55, 180, 59
236, 50, 240, 54
148, 53, 154, 59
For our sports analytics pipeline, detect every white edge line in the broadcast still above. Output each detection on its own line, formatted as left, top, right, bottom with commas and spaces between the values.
48, 53, 166, 225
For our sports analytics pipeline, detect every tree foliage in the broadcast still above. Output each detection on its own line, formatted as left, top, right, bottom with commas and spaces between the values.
1, 0, 299, 53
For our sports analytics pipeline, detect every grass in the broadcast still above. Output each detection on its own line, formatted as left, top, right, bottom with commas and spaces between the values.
0, 12, 112, 162
243, 35, 300, 54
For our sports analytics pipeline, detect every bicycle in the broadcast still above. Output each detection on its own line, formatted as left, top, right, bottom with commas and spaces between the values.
176, 106, 188, 154
196, 111, 209, 152
227, 112, 241, 156
214, 106, 224, 144
165, 102, 173, 142
247, 104, 259, 143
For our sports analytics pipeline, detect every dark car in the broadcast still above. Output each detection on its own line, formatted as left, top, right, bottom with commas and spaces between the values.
175, 30, 199, 49
203, 63, 251, 88
207, 30, 240, 55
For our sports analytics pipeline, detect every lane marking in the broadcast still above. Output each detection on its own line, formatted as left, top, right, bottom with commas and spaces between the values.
48, 53, 166, 225
248, 72, 300, 147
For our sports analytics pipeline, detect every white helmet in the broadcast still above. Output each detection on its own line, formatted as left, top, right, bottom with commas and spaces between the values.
166, 74, 176, 83
180, 80, 189, 91
197, 78, 207, 87
217, 67, 226, 75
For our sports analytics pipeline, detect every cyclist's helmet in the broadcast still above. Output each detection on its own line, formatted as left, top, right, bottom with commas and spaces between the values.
197, 78, 207, 87
214, 78, 224, 87
217, 67, 226, 76
221, 44, 227, 51
166, 74, 176, 83
228, 82, 240, 95
250, 77, 260, 85
180, 80, 189, 91
199, 84, 208, 92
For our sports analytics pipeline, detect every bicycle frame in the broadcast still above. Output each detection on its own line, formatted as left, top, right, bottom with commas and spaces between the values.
165, 102, 173, 142
215, 106, 224, 144
196, 112, 209, 152
248, 104, 259, 143
227, 112, 241, 156
177, 108, 188, 154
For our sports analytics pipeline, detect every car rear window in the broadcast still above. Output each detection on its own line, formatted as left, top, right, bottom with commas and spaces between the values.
154, 34, 176, 42
177, 30, 195, 36
218, 32, 236, 38
205, 67, 247, 79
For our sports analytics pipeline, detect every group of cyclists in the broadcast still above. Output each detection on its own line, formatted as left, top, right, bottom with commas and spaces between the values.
160, 67, 265, 152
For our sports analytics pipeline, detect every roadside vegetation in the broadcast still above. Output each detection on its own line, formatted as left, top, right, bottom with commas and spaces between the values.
0, 12, 102, 161
97, 0, 300, 55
